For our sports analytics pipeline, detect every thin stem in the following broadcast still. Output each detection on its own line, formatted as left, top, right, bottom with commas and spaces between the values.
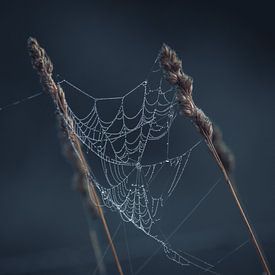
204, 132, 271, 275
160, 44, 271, 275
28, 37, 124, 275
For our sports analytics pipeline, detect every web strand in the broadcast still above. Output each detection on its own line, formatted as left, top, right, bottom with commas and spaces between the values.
0, 91, 43, 112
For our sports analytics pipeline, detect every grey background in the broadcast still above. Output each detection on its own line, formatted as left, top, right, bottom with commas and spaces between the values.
0, 1, 274, 274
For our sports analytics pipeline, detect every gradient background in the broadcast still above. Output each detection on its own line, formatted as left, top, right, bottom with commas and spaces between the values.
0, 1, 274, 274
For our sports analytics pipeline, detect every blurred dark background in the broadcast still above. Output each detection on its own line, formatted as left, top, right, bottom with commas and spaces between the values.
0, 1, 274, 274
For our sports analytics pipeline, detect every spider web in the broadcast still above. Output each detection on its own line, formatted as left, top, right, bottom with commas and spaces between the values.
57, 54, 219, 274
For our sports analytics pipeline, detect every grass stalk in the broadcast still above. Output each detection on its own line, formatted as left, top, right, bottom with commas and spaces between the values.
160, 44, 271, 275
27, 37, 124, 275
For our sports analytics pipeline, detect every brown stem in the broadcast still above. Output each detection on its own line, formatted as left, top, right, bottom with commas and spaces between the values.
28, 37, 124, 275
204, 131, 271, 275
59, 113, 106, 275
160, 44, 271, 275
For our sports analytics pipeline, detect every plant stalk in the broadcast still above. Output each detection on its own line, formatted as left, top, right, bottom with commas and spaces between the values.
160, 44, 271, 275
27, 37, 124, 275
205, 131, 271, 275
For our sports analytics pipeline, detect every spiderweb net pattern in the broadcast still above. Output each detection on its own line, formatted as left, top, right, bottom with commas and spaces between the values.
58, 55, 217, 273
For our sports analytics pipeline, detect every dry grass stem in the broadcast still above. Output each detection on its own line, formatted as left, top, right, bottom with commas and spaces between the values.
160, 44, 271, 275
59, 117, 106, 274
28, 37, 123, 275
